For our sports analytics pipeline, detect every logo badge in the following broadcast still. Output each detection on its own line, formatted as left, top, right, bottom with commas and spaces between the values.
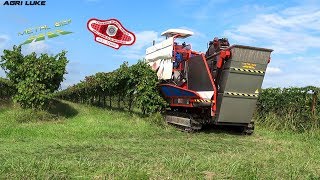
18, 19, 73, 45
87, 18, 136, 49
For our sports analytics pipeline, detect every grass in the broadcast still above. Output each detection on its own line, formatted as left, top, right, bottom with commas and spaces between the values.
255, 111, 320, 133
0, 101, 320, 179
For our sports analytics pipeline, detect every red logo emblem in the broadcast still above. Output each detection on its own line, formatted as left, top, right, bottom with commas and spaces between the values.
87, 18, 136, 49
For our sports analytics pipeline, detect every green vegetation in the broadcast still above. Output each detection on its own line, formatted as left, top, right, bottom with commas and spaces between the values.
256, 87, 320, 132
0, 45, 68, 109
57, 61, 167, 114
0, 100, 320, 179
1, 47, 320, 178
0, 77, 14, 100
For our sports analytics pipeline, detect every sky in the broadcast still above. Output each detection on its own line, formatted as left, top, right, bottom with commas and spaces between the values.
0, 0, 319, 89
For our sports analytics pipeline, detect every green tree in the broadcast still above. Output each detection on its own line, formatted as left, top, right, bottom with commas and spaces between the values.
0, 45, 68, 109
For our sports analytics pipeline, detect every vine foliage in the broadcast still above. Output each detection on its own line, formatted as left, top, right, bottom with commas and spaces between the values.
0, 45, 68, 109
56, 61, 167, 115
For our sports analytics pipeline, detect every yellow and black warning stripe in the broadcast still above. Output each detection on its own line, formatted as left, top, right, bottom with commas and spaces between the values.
232, 67, 265, 74
194, 99, 214, 103
225, 92, 259, 97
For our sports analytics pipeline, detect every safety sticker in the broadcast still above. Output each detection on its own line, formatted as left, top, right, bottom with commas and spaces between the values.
232, 67, 265, 74
225, 92, 259, 97
194, 99, 214, 103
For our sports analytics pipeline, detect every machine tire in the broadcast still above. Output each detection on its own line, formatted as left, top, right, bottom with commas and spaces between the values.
242, 121, 254, 135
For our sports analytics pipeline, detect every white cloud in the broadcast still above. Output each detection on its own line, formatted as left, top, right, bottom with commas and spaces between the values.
262, 55, 320, 88
266, 67, 282, 74
115, 30, 164, 61
263, 71, 320, 88
22, 41, 50, 55
224, 5, 320, 87
132, 31, 164, 51
0, 35, 9, 49
224, 31, 255, 43
224, 6, 320, 54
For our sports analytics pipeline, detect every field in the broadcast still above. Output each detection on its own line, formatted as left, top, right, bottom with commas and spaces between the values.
1, 100, 320, 179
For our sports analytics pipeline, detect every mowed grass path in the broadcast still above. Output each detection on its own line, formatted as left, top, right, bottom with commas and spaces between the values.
0, 101, 320, 179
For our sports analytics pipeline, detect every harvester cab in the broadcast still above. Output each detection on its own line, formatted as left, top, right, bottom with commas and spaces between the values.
145, 29, 273, 134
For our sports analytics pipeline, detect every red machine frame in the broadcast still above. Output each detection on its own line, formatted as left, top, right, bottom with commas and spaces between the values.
161, 35, 231, 118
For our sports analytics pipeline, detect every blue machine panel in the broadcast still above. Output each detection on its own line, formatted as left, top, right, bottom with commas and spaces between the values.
160, 85, 199, 98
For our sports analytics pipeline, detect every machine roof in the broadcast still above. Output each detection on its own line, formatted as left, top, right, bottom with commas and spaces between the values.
161, 29, 194, 38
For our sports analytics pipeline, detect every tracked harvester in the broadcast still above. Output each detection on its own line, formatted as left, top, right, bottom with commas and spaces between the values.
145, 29, 273, 134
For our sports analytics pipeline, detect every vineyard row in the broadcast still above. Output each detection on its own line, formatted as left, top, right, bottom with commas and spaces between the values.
56, 61, 167, 114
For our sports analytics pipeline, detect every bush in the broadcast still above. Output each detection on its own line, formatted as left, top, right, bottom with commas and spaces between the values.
0, 45, 68, 110
255, 87, 320, 132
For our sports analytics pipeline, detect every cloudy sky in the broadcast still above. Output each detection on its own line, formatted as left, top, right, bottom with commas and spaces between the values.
0, 0, 319, 88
